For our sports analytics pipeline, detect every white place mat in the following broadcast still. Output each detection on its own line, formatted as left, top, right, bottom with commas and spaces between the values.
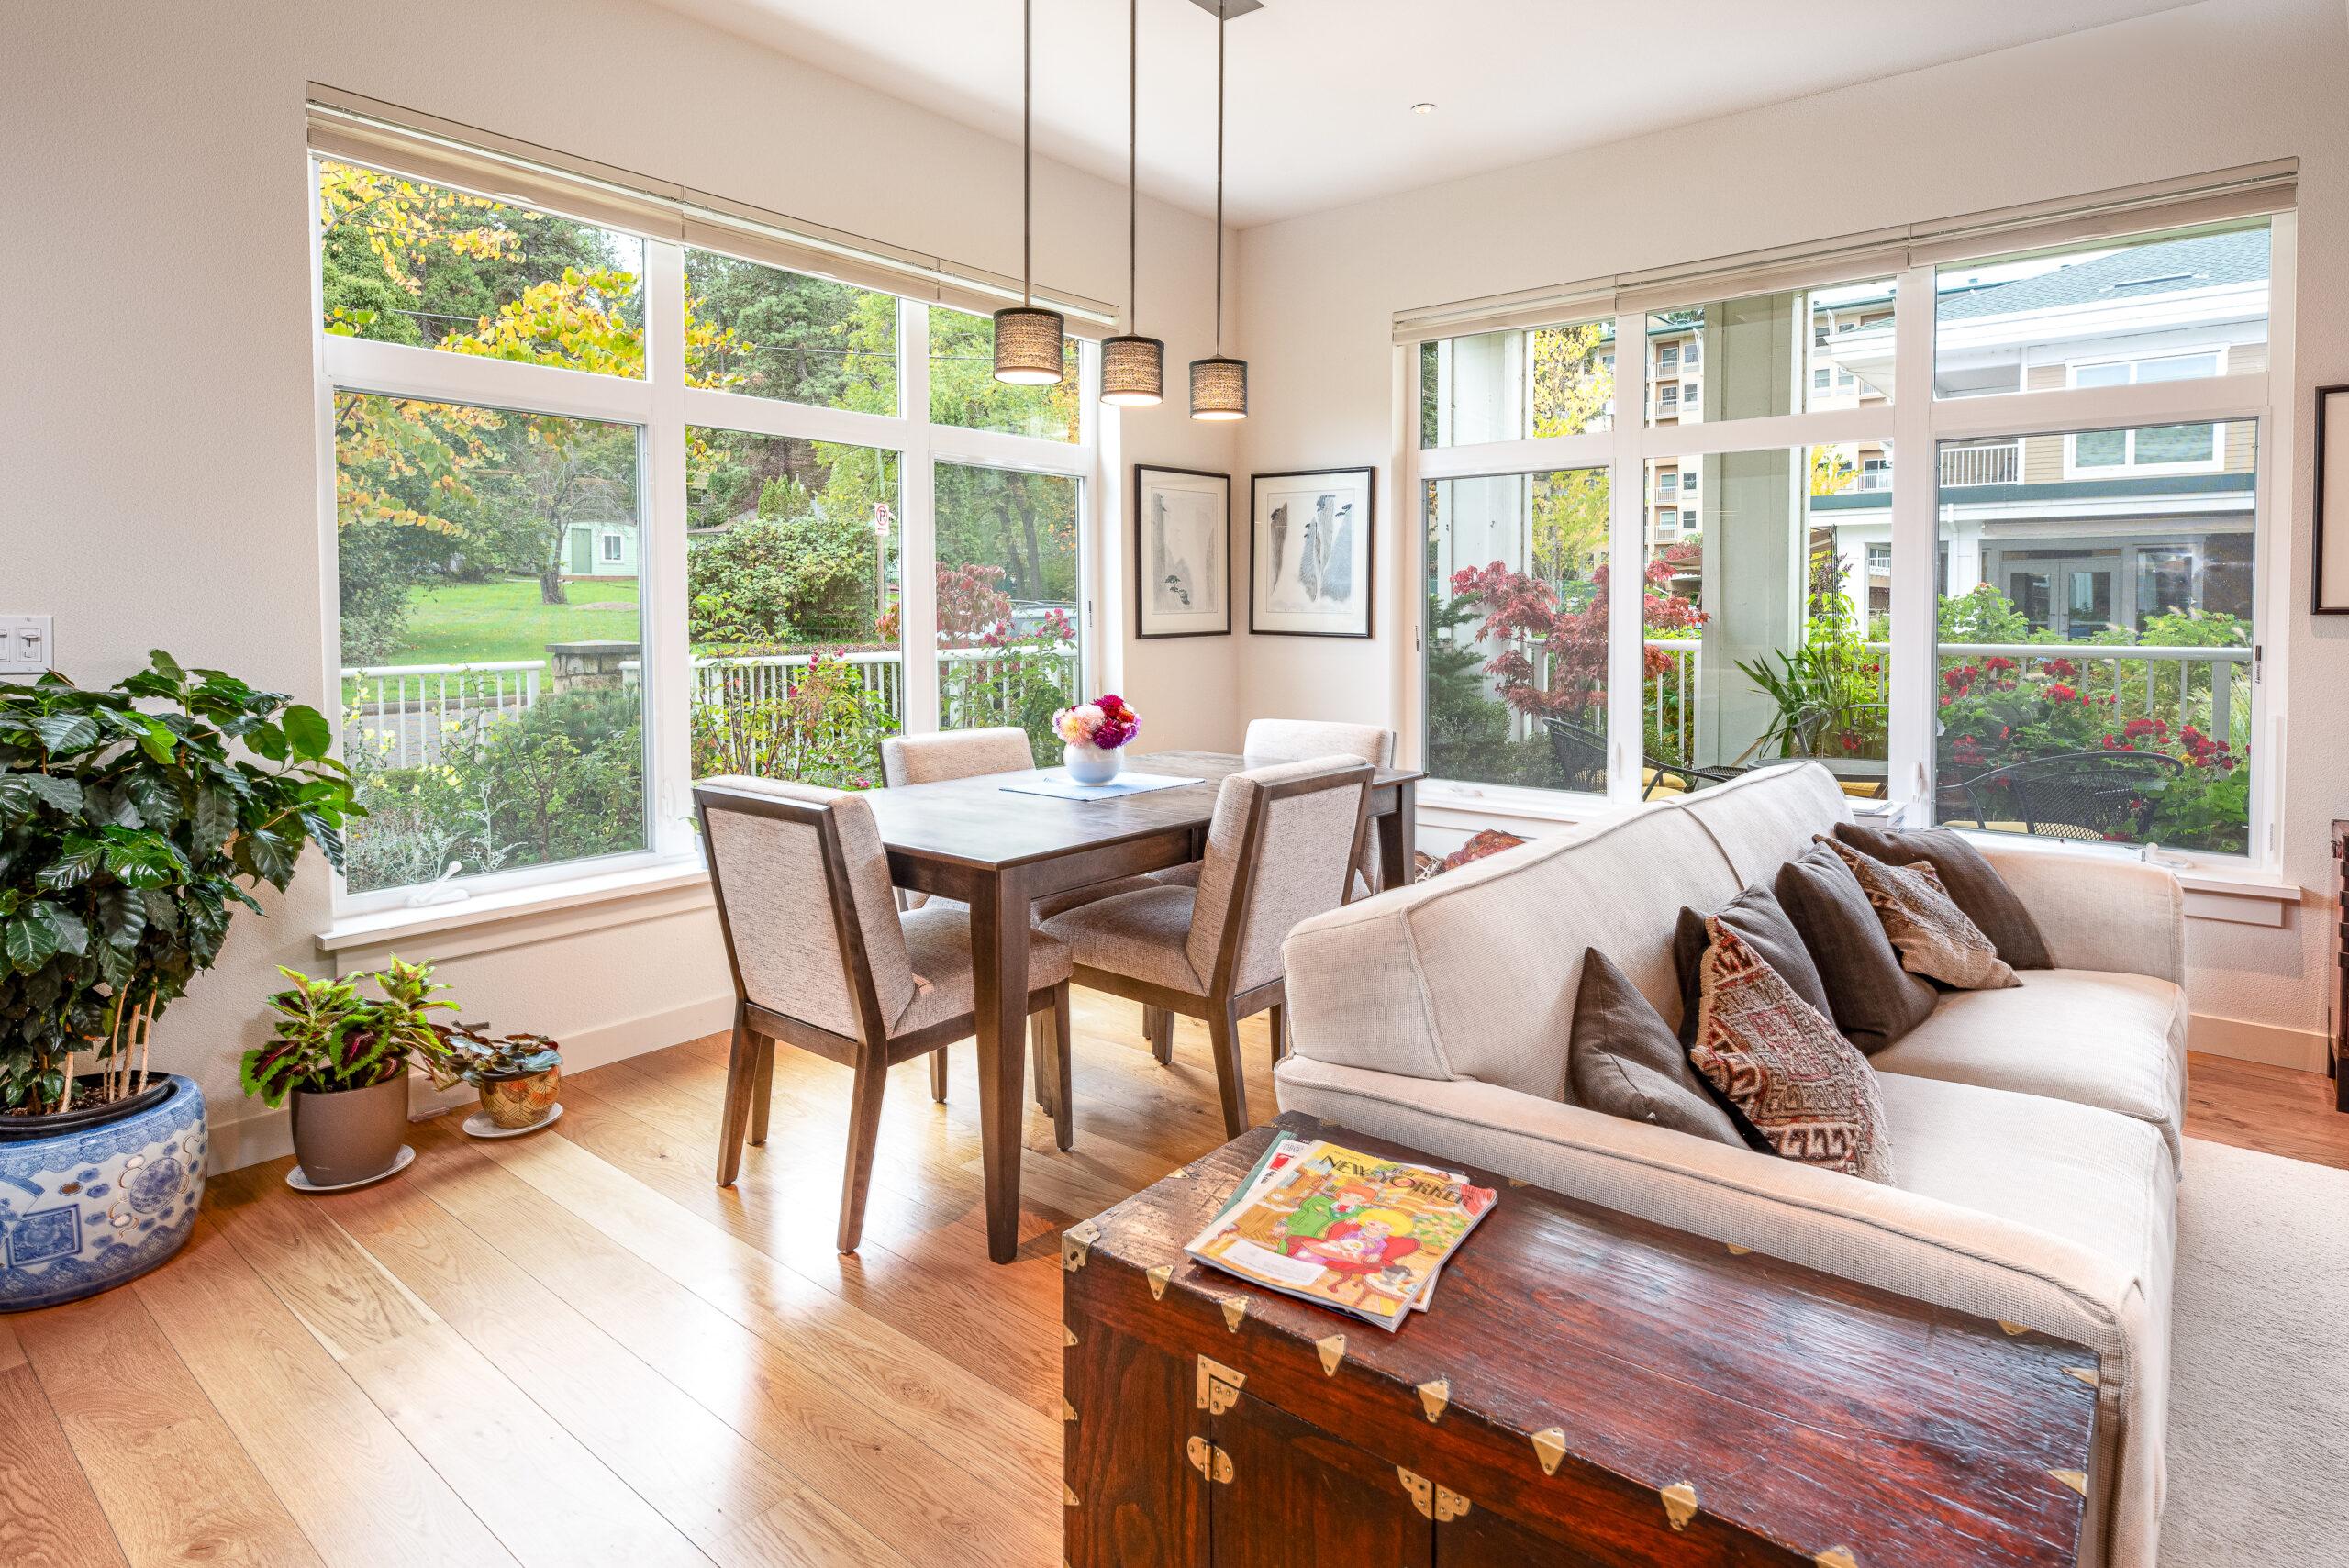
997, 769, 1204, 802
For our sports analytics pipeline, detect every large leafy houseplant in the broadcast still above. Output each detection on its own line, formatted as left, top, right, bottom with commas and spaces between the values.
0, 653, 358, 1116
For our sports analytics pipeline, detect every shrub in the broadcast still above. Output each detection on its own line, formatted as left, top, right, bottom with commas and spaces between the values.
689, 651, 897, 790
687, 509, 880, 646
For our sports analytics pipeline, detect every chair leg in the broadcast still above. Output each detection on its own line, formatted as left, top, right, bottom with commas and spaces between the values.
749, 1032, 776, 1146
715, 1008, 758, 1187
1033, 983, 1074, 1152
929, 1046, 949, 1103
837, 1049, 890, 1254
1030, 1027, 1056, 1117
1205, 997, 1250, 1140
1144, 1004, 1174, 1066
1268, 1002, 1288, 1065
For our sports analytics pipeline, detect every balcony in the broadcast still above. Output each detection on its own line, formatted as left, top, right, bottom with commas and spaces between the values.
1940, 441, 2021, 487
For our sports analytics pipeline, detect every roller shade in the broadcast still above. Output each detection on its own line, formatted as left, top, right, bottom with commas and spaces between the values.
1392, 160, 2296, 345
307, 85, 1121, 333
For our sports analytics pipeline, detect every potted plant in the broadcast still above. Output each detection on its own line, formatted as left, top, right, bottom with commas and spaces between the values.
429, 1024, 562, 1131
240, 957, 451, 1188
1052, 694, 1141, 784
1, 652, 356, 1309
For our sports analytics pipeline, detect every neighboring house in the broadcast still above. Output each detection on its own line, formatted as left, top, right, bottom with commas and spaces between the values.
563, 517, 640, 579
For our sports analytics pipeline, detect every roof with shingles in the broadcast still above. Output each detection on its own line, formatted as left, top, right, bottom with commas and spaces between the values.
1935, 229, 2269, 323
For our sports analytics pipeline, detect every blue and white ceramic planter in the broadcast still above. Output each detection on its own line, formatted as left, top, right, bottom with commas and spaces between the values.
0, 1074, 206, 1312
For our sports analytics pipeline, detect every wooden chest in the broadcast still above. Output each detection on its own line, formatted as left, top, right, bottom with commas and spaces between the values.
1063, 1113, 2097, 1567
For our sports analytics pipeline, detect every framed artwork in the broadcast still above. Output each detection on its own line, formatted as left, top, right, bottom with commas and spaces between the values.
1133, 465, 1231, 639
1249, 467, 1375, 638
2317, 384, 2349, 614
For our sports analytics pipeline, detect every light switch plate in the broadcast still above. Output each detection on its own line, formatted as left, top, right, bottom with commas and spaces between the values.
0, 615, 53, 674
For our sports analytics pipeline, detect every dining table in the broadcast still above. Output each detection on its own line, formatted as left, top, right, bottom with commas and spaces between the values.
859, 748, 1423, 1263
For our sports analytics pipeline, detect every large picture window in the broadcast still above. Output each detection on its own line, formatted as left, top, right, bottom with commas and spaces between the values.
1413, 213, 2280, 864
317, 154, 1097, 909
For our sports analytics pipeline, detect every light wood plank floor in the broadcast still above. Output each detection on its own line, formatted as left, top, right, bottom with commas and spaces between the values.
1, 1006, 2339, 1567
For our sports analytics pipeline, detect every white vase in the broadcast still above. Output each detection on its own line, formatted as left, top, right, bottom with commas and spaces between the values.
1063, 740, 1121, 784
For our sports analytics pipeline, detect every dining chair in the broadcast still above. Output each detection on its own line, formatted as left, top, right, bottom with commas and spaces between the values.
695, 775, 1075, 1252
1138, 718, 1393, 1060
1038, 755, 1373, 1139
878, 724, 1157, 1111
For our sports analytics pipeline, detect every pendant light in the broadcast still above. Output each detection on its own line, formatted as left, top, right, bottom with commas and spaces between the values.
1100, 0, 1165, 406
994, 0, 1066, 384
1188, 0, 1246, 420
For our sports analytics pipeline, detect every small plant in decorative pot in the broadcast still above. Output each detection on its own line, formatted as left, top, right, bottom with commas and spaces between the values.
241, 957, 452, 1189
1, 652, 356, 1309
1052, 694, 1141, 785
428, 1024, 562, 1131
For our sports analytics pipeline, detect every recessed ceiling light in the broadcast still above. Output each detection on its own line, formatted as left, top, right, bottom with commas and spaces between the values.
1411, 102, 1438, 115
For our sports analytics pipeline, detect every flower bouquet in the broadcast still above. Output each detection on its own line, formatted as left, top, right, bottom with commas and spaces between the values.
1052, 695, 1141, 784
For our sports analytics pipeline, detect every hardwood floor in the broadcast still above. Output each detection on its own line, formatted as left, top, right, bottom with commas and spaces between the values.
1, 1006, 2338, 1567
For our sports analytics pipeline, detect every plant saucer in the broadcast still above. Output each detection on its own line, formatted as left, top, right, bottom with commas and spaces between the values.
286, 1144, 416, 1194
461, 1102, 563, 1140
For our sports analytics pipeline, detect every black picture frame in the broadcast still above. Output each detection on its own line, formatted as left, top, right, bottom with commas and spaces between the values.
2316, 384, 2349, 614
1132, 464, 1232, 639
1247, 467, 1376, 639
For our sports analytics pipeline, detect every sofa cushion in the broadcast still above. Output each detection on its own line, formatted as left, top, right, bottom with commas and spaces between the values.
1833, 821, 2054, 968
1774, 843, 1938, 1053
1567, 950, 1745, 1147
1868, 969, 2188, 1162
1820, 836, 2020, 993
1687, 920, 1894, 1181
1673, 883, 1831, 1029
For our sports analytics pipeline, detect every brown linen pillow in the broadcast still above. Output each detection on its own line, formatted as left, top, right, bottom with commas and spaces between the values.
1818, 837, 2021, 993
1686, 919, 1895, 1184
1567, 951, 1747, 1149
1831, 821, 2053, 969
1672, 884, 1831, 1041
1773, 842, 1937, 1053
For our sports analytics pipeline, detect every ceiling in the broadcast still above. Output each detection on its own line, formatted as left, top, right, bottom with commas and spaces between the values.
650, 0, 2202, 228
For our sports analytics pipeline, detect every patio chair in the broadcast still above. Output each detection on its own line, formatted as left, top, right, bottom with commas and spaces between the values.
1544, 718, 1739, 800
1943, 751, 2186, 842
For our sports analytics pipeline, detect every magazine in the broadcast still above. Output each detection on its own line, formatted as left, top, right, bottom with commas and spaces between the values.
1186, 1140, 1497, 1331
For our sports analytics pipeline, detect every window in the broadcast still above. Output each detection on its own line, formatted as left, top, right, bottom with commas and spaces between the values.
1423, 469, 1610, 795
2065, 355, 2226, 474
1643, 279, 1897, 429
1934, 224, 2269, 401
1419, 320, 1615, 447
317, 151, 1098, 906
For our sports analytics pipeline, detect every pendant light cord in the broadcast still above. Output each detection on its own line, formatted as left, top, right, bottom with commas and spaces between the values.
1214, 0, 1224, 354
1128, 0, 1138, 330
1022, 0, 1033, 307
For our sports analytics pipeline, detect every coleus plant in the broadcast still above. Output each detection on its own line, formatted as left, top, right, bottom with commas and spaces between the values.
240, 957, 458, 1108
1, 653, 359, 1116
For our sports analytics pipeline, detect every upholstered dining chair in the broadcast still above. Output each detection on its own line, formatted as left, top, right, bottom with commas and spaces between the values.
695, 776, 1074, 1252
1037, 755, 1373, 1139
1137, 718, 1394, 1060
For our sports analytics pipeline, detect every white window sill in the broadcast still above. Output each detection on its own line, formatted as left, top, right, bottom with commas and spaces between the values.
317, 857, 713, 958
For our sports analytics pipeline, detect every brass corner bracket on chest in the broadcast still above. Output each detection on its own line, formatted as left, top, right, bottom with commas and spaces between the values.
1186, 1435, 1235, 1484
1196, 1354, 1246, 1415
1396, 1466, 1471, 1522
1062, 1223, 1100, 1272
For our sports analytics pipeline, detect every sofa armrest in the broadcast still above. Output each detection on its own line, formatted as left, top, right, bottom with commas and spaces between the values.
1974, 844, 2185, 984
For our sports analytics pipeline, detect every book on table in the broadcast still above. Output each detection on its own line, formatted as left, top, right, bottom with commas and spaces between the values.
1183, 1138, 1497, 1331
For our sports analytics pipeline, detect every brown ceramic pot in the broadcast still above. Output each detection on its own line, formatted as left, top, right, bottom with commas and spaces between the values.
476, 1065, 560, 1129
289, 1074, 408, 1187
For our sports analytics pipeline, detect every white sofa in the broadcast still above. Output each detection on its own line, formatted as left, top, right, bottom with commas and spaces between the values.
1275, 763, 2184, 1568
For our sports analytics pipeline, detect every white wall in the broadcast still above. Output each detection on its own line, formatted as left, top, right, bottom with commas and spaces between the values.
2, 0, 1242, 1163
1230, 0, 2349, 1062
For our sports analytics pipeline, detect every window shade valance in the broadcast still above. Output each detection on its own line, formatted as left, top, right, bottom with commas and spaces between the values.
1390, 160, 2297, 345
306, 85, 1121, 333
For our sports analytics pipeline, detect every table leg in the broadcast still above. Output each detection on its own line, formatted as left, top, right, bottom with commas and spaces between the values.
1375, 779, 1417, 889
970, 866, 1031, 1264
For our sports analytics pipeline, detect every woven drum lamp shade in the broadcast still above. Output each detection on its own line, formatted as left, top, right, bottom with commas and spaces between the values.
1101, 334, 1165, 406
992, 305, 1066, 384
1189, 354, 1247, 421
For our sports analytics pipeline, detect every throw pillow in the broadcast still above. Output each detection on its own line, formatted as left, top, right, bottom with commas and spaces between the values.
1672, 884, 1831, 1040
1686, 919, 1895, 1184
1567, 950, 1746, 1148
1773, 842, 1937, 1053
1831, 821, 2053, 969
1818, 837, 2021, 993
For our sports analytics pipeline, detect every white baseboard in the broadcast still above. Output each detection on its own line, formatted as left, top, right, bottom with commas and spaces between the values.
205, 989, 736, 1175
2189, 1010, 2330, 1074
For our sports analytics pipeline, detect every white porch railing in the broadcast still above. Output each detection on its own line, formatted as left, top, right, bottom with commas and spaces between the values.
1520, 639, 1703, 762
340, 661, 540, 770
1928, 640, 2251, 745
1939, 441, 2021, 487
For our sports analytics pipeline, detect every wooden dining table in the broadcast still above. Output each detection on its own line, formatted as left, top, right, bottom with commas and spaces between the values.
859, 749, 1422, 1263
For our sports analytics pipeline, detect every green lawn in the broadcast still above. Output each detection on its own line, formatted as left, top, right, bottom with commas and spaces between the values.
377, 577, 642, 669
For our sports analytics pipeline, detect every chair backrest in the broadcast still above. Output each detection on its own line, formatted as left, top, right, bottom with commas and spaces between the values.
694, 776, 915, 1042
1186, 755, 1374, 995
880, 727, 1035, 787
1242, 717, 1396, 769
1544, 718, 1608, 793
1964, 751, 2185, 841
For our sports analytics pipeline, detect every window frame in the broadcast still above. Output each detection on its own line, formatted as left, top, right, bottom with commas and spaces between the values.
1403, 211, 2293, 873
2060, 350, 2231, 478
313, 161, 1100, 917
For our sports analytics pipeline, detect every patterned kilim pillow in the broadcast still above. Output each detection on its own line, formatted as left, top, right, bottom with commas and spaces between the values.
1818, 836, 2020, 992
1687, 918, 1895, 1184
